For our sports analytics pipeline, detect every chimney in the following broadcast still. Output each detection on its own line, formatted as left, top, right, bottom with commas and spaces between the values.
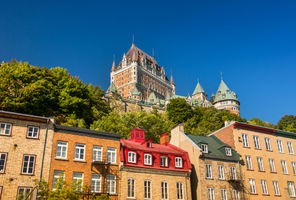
160, 132, 170, 145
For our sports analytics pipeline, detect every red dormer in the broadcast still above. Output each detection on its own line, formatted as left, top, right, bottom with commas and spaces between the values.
130, 127, 145, 142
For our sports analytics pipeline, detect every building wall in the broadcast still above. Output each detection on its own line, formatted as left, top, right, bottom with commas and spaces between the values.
49, 131, 120, 200
119, 167, 191, 200
0, 116, 54, 200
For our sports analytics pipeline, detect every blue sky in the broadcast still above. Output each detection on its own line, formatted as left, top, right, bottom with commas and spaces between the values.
0, 0, 295, 124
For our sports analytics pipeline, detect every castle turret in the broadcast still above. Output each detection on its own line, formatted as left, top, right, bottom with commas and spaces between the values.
111, 60, 116, 72
192, 81, 207, 101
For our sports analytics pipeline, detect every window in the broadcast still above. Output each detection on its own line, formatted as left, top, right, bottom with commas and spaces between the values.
73, 172, 83, 191
218, 165, 225, 180
253, 136, 260, 149
288, 181, 296, 197
277, 140, 284, 153
292, 162, 296, 175
128, 152, 136, 163
245, 156, 253, 170
17, 187, 32, 200
225, 148, 232, 156
220, 189, 227, 200
53, 170, 65, 190
0, 153, 7, 173
93, 146, 102, 162
249, 179, 256, 194
22, 155, 35, 175
161, 181, 168, 200
91, 174, 101, 193
207, 188, 215, 200
106, 175, 116, 194
127, 178, 135, 198
232, 190, 240, 200
264, 138, 271, 151
107, 148, 116, 164
257, 157, 264, 171
242, 134, 249, 147
74, 144, 85, 161
272, 181, 280, 195
230, 167, 237, 180
160, 156, 168, 167
201, 144, 208, 153
175, 157, 182, 168
144, 180, 151, 199
269, 159, 276, 172
261, 180, 268, 194
144, 154, 152, 165
287, 141, 294, 154
177, 182, 183, 199
56, 141, 68, 159
206, 164, 213, 179
281, 160, 288, 174
27, 126, 39, 138
0, 122, 11, 136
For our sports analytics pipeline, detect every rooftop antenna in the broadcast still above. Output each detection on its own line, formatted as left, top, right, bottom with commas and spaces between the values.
197, 77, 199, 83
132, 34, 135, 44
221, 72, 223, 80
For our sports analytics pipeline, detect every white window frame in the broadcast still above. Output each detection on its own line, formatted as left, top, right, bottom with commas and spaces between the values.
175, 157, 183, 168
144, 154, 152, 165
93, 146, 103, 162
201, 144, 208, 153
261, 180, 268, 195
281, 160, 288, 174
177, 182, 184, 200
27, 126, 39, 139
292, 162, 296, 175
242, 134, 249, 147
17, 187, 32, 199
144, 180, 151, 199
107, 148, 116, 164
74, 143, 85, 161
218, 165, 225, 180
269, 158, 276, 172
0, 122, 12, 136
225, 148, 232, 156
161, 181, 168, 200
245, 156, 253, 170
53, 170, 65, 190
220, 189, 227, 200
288, 181, 296, 197
91, 174, 101, 193
232, 190, 240, 200
249, 179, 256, 194
106, 175, 116, 194
206, 164, 213, 179
0, 153, 7, 173
277, 140, 284, 153
287, 141, 294, 154
272, 181, 280, 195
207, 188, 215, 200
253, 136, 260, 149
22, 155, 36, 175
73, 172, 83, 191
56, 141, 68, 159
160, 156, 168, 167
264, 138, 272, 151
257, 157, 264, 171
230, 166, 237, 180
127, 178, 135, 198
128, 152, 136, 163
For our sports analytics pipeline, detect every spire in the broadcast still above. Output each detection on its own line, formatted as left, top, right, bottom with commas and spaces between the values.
214, 79, 238, 103
132, 50, 137, 62
193, 80, 205, 95
111, 58, 116, 72
170, 72, 174, 85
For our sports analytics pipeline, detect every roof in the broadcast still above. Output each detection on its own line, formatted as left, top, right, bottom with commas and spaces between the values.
214, 80, 238, 103
106, 82, 118, 94
193, 82, 205, 95
186, 133, 240, 161
55, 124, 121, 140
0, 110, 52, 123
147, 92, 159, 103
131, 86, 141, 96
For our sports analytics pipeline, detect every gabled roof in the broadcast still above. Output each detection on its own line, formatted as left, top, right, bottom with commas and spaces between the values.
214, 80, 238, 103
147, 92, 159, 103
131, 86, 141, 96
106, 82, 118, 94
193, 82, 205, 95
186, 133, 240, 161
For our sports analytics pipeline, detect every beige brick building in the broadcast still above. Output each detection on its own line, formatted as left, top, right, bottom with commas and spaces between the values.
212, 121, 296, 200
0, 111, 55, 199
170, 124, 243, 200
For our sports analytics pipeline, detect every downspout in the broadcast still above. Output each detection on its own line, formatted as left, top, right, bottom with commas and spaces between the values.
40, 119, 50, 180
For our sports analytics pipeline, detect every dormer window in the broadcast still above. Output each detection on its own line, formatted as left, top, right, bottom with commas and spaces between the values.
160, 156, 168, 167
201, 144, 208, 153
175, 157, 183, 168
147, 142, 151, 148
225, 148, 232, 156
128, 152, 136, 163
144, 154, 152, 165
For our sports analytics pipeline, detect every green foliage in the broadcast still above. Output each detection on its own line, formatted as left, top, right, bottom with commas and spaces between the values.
248, 118, 277, 129
0, 61, 110, 128
167, 98, 193, 124
95, 194, 110, 200
278, 115, 296, 133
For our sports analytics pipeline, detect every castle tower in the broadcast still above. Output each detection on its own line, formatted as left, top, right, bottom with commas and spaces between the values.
213, 79, 240, 115
192, 81, 207, 101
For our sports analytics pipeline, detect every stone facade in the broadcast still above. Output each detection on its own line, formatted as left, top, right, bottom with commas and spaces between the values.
0, 111, 54, 200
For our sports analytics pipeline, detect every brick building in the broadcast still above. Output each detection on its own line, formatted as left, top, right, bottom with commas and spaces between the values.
170, 124, 242, 200
211, 121, 296, 199
49, 125, 121, 200
119, 128, 192, 200
0, 111, 55, 199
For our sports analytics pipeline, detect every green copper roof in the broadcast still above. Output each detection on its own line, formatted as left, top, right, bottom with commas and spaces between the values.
165, 92, 171, 100
193, 82, 205, 95
131, 86, 140, 96
170, 94, 186, 99
214, 80, 238, 103
186, 134, 240, 161
147, 92, 159, 104
106, 82, 118, 94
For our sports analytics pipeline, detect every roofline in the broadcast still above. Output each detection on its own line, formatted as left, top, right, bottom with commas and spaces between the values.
208, 121, 236, 136
0, 110, 53, 123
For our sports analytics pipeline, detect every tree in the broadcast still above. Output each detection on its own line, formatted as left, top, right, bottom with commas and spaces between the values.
167, 98, 193, 124
248, 118, 277, 129
278, 115, 296, 133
